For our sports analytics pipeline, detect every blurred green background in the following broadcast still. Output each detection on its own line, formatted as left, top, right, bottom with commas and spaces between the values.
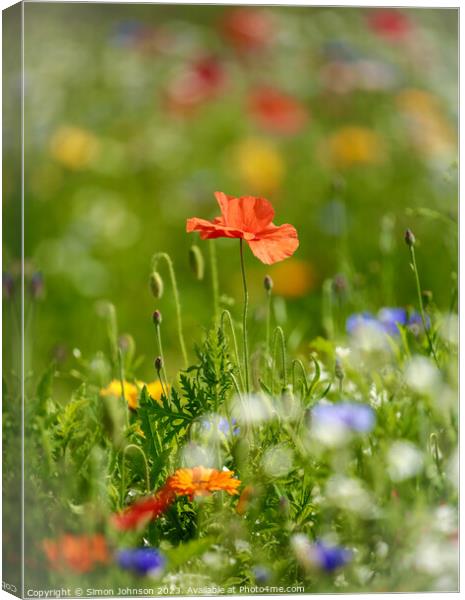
4, 3, 458, 381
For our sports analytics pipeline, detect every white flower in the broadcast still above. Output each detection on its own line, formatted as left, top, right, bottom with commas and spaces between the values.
262, 445, 294, 478
387, 441, 424, 481
405, 356, 441, 394
325, 475, 378, 518
335, 346, 351, 359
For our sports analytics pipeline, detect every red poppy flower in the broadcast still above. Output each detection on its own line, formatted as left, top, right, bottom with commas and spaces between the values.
42, 534, 109, 573
165, 56, 227, 115
221, 8, 274, 52
367, 9, 412, 40
249, 88, 308, 135
186, 192, 299, 265
113, 487, 175, 531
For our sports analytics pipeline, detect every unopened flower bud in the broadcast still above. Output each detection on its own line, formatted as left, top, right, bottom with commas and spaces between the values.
404, 229, 415, 247
189, 245, 205, 281
30, 272, 45, 299
335, 357, 344, 381
152, 310, 162, 326
149, 272, 164, 299
154, 356, 163, 372
264, 275, 273, 292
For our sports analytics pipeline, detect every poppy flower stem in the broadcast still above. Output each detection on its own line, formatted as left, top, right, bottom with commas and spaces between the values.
151, 253, 188, 368
272, 326, 288, 393
154, 323, 169, 387
239, 239, 250, 394
408, 245, 440, 368
221, 310, 245, 390
209, 240, 220, 323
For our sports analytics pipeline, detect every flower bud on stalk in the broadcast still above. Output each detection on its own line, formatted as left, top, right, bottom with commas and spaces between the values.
152, 310, 162, 326
335, 357, 344, 382
404, 229, 415, 247
264, 275, 273, 292
154, 356, 164, 373
149, 272, 164, 299
189, 245, 205, 281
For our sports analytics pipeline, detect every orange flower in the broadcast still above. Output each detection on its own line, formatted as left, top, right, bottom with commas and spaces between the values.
113, 466, 241, 530
186, 192, 298, 265
167, 466, 241, 499
100, 380, 139, 410
42, 534, 109, 573
249, 88, 308, 135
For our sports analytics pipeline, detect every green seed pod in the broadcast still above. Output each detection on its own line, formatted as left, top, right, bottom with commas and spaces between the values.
149, 271, 164, 299
189, 245, 205, 281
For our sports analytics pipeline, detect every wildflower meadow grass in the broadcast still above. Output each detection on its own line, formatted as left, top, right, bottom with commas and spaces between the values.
2, 3, 458, 597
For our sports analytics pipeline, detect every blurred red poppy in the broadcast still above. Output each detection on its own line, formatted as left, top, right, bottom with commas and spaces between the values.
367, 9, 412, 40
42, 534, 109, 573
165, 56, 227, 115
221, 8, 274, 52
187, 192, 299, 265
113, 487, 175, 530
249, 88, 308, 135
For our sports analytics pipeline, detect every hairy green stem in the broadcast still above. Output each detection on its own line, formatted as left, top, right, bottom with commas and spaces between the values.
292, 359, 308, 396
221, 309, 245, 390
121, 444, 151, 505
239, 239, 250, 393
152, 252, 188, 368
155, 323, 169, 386
409, 246, 439, 368
209, 240, 220, 323
272, 326, 287, 393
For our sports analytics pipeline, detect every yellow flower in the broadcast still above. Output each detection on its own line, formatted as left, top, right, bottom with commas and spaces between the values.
396, 88, 456, 158
326, 126, 384, 168
143, 380, 167, 404
270, 259, 316, 298
396, 88, 439, 115
100, 380, 139, 410
49, 126, 100, 170
235, 138, 285, 194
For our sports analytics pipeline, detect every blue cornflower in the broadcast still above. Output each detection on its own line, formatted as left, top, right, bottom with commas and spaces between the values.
313, 540, 352, 571
203, 416, 240, 436
312, 402, 375, 433
117, 548, 165, 576
347, 307, 428, 338
346, 312, 380, 335
377, 307, 407, 335
253, 566, 270, 583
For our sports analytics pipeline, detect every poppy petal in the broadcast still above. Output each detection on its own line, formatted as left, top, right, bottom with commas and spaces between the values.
214, 192, 275, 233
186, 217, 248, 240
247, 223, 299, 264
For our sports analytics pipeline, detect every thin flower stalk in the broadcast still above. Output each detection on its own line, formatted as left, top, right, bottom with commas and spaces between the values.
151, 252, 188, 368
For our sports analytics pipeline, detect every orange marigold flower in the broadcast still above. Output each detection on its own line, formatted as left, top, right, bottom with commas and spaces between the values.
186, 192, 299, 265
166, 466, 241, 499
249, 88, 308, 135
113, 467, 241, 530
42, 534, 109, 573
